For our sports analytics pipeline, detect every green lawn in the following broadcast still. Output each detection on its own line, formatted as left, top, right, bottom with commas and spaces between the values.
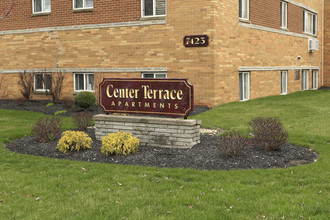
0, 90, 329, 219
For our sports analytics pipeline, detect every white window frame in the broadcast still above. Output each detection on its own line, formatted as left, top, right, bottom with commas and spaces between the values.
281, 71, 288, 95
73, 0, 93, 10
239, 72, 250, 101
280, 1, 287, 29
32, 0, 51, 14
301, 70, 309, 91
74, 73, 95, 92
142, 72, 167, 79
303, 10, 317, 35
34, 73, 51, 92
311, 70, 318, 90
239, 0, 249, 20
141, 0, 166, 18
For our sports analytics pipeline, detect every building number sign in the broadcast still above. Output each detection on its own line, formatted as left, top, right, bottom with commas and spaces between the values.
183, 35, 209, 47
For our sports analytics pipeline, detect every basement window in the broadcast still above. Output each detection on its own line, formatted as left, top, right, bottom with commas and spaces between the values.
34, 73, 52, 92
142, 72, 167, 79
239, 72, 250, 101
74, 73, 94, 92
33, 0, 51, 14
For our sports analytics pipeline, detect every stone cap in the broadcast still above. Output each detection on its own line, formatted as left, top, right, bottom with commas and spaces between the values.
93, 114, 202, 126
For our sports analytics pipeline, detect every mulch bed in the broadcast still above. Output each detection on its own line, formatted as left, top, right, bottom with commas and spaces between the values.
1, 100, 318, 171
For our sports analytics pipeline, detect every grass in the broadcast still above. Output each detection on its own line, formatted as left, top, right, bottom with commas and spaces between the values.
0, 90, 329, 219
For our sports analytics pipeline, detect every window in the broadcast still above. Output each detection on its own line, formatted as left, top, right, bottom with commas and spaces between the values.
239, 72, 250, 101
74, 0, 93, 9
33, 0, 51, 13
74, 73, 94, 91
142, 0, 166, 17
303, 10, 317, 35
312, 70, 318, 89
239, 0, 249, 20
142, 72, 167, 79
34, 73, 52, 91
301, 70, 309, 91
281, 71, 288, 95
280, 1, 287, 29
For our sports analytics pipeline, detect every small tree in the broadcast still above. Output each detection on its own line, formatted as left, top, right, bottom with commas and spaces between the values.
18, 70, 34, 101
46, 71, 64, 103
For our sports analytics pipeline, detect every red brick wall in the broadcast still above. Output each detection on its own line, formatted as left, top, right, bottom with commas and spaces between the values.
249, 0, 303, 34
0, 0, 141, 31
287, 3, 303, 34
249, 0, 280, 29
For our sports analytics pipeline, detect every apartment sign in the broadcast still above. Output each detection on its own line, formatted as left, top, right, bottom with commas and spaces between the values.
183, 35, 209, 47
99, 78, 194, 117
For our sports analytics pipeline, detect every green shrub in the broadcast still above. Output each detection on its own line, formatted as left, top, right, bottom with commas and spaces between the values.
72, 111, 93, 130
248, 117, 288, 151
32, 116, 62, 143
101, 132, 139, 156
74, 92, 97, 109
57, 130, 93, 153
218, 130, 250, 157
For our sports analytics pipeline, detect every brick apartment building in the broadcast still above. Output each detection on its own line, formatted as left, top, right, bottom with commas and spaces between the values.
0, 0, 327, 107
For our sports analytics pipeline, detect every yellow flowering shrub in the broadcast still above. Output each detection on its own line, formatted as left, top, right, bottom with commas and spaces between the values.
101, 131, 139, 156
57, 131, 93, 153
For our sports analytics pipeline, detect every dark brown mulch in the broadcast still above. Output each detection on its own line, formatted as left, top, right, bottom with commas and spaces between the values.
1, 99, 318, 171
5, 128, 318, 171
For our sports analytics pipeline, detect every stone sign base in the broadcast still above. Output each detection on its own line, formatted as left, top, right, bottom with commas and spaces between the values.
93, 114, 201, 148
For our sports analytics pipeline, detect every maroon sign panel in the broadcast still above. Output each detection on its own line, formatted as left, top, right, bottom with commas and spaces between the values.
99, 78, 194, 117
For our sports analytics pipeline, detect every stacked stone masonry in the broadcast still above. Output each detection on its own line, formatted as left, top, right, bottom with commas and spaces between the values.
93, 114, 201, 149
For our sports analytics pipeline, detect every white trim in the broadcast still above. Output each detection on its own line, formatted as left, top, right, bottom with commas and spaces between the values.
281, 70, 288, 95
73, 0, 93, 10
73, 72, 94, 92
32, 0, 51, 14
280, 1, 287, 29
302, 69, 309, 91
141, 0, 166, 18
239, 22, 317, 39
239, 72, 250, 101
0, 67, 168, 74
239, 66, 319, 71
141, 72, 167, 79
0, 20, 166, 36
239, 0, 249, 21
34, 73, 51, 92
311, 69, 318, 89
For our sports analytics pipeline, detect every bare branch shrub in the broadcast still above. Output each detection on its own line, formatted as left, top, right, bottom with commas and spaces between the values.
248, 117, 288, 151
18, 70, 34, 101
46, 71, 64, 103
32, 116, 62, 143
218, 131, 250, 157
72, 111, 93, 130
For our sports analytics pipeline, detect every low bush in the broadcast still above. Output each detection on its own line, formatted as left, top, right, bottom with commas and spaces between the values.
61, 98, 75, 109
32, 116, 62, 142
248, 117, 288, 151
218, 130, 250, 157
72, 111, 93, 130
74, 92, 97, 109
101, 131, 139, 156
56, 130, 93, 153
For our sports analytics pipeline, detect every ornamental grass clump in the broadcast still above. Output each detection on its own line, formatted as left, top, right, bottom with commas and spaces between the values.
248, 117, 288, 151
101, 131, 139, 156
57, 131, 93, 153
32, 116, 62, 143
218, 130, 250, 157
